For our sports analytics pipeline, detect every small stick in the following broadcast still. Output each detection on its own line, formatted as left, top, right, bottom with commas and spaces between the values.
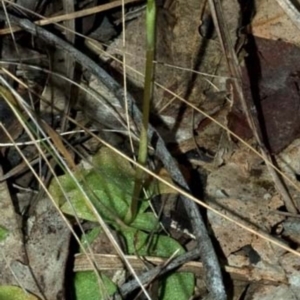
276, 0, 300, 31
208, 0, 298, 214
0, 0, 140, 35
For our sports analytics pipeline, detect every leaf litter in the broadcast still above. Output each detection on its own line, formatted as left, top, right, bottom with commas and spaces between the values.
0, 0, 300, 299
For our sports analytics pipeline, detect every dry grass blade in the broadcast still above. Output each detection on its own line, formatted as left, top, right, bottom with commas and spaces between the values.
121, 0, 136, 158
0, 81, 139, 298
60, 0, 76, 131
74, 253, 287, 283
0, 0, 141, 35
208, 0, 298, 213
40, 120, 76, 170
0, 123, 111, 298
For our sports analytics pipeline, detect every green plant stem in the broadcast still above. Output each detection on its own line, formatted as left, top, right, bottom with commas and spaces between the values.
125, 0, 156, 224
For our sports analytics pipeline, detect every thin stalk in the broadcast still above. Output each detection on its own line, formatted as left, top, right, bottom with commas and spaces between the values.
125, 0, 156, 223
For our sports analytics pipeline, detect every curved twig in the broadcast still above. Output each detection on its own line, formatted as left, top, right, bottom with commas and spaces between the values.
0, 11, 226, 299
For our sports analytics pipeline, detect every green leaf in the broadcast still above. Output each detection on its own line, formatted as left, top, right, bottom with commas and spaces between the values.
49, 167, 83, 207
159, 273, 195, 300
80, 227, 102, 251
60, 188, 97, 221
75, 272, 116, 300
52, 147, 141, 223
122, 227, 195, 299
131, 212, 158, 232
122, 228, 185, 257
51, 147, 195, 299
0, 226, 8, 242
139, 199, 150, 213
0, 286, 40, 300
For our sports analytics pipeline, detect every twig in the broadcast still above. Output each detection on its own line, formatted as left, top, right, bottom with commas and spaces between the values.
276, 0, 300, 31
0, 0, 140, 35
0, 11, 226, 299
271, 210, 300, 218
116, 248, 200, 298
207, 0, 298, 214
60, 0, 76, 131
74, 252, 288, 284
